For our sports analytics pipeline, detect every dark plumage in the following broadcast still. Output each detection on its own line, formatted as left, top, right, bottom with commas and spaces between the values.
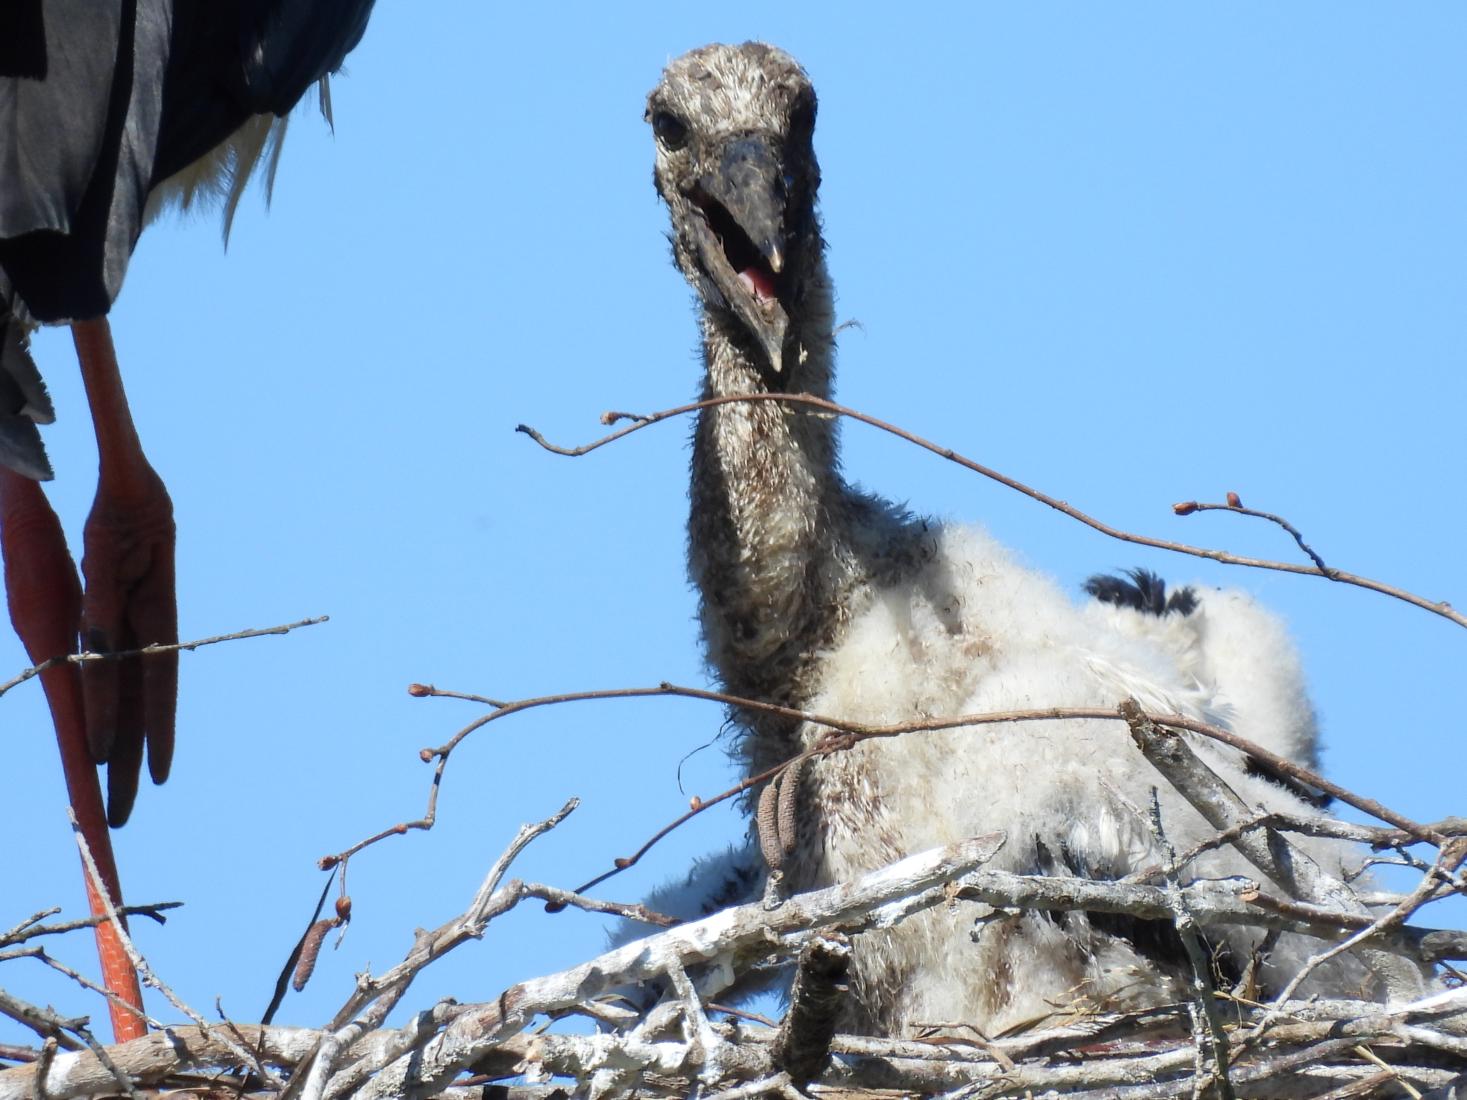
0, 0, 374, 323
0, 317, 52, 479
1084, 567, 1199, 617
1, 0, 375, 482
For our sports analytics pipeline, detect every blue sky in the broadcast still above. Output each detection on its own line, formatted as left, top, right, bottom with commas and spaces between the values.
4, 4, 1465, 1045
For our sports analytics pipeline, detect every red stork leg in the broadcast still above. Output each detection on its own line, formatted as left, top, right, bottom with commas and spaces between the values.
0, 468, 147, 1042
71, 318, 178, 826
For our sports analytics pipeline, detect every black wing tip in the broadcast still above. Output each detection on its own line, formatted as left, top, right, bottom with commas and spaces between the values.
1084, 568, 1198, 618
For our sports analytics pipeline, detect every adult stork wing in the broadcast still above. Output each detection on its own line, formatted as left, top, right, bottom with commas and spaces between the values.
0, 0, 377, 482
0, 0, 377, 328
0, 0, 167, 322
151, 0, 377, 186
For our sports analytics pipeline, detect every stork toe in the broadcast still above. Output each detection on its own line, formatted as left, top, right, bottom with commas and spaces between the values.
80, 470, 178, 826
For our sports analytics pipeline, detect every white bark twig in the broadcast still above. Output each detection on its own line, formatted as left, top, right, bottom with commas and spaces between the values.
1248, 841, 1467, 1046
1143, 789, 1234, 1100
7, 834, 1464, 1099
1120, 700, 1430, 999
290, 800, 581, 1100
352, 835, 1007, 1099
69, 811, 278, 1089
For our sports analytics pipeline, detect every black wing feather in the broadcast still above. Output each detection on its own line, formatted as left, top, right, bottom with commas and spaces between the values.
0, 303, 55, 480
1084, 568, 1198, 618
0, 0, 377, 324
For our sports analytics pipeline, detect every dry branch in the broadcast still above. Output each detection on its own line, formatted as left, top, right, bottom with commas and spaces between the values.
385, 681, 1444, 899
0, 616, 329, 701
1121, 701, 1433, 1000
321, 672, 1452, 924
350, 835, 1007, 1099
5, 829, 1465, 1098
518, 395, 1467, 628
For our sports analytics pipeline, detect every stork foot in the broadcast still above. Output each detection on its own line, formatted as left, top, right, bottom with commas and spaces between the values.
80, 465, 178, 826
69, 317, 179, 827
0, 466, 147, 1041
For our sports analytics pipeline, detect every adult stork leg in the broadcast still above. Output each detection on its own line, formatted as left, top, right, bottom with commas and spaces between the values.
72, 318, 178, 825
0, 468, 146, 1042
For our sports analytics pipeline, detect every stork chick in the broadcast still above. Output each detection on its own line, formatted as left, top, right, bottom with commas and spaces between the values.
645, 42, 1401, 1036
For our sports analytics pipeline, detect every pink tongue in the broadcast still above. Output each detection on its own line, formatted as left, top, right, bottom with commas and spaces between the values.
738, 266, 777, 302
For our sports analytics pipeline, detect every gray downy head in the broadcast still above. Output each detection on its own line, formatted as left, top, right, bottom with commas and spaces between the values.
646, 43, 822, 378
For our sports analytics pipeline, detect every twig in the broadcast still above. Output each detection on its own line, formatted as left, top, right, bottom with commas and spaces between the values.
0, 911, 60, 944
1371, 817, 1467, 851
518, 394, 1467, 628
1125, 815, 1467, 886
520, 883, 679, 926
702, 1072, 795, 1100
32, 1038, 55, 1100
1142, 790, 1234, 1100
14, 1013, 1465, 1100
665, 954, 721, 1086
0, 616, 329, 700
1173, 497, 1334, 577
708, 1004, 779, 1028
69, 812, 280, 1090
381, 682, 1442, 898
351, 840, 1464, 1098
317, 750, 448, 870
1351, 1043, 1425, 1100
466, 799, 580, 926
8, 919, 1467, 1098
0, 991, 85, 1051
1, 948, 160, 1032
407, 683, 508, 708
1120, 700, 1430, 998
351, 836, 1008, 1098
291, 802, 583, 1100
0, 905, 179, 948
0, 988, 139, 1100
3, 1023, 327, 1100
1250, 840, 1467, 1043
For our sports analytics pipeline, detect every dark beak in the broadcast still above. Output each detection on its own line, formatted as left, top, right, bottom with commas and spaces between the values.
691, 136, 792, 373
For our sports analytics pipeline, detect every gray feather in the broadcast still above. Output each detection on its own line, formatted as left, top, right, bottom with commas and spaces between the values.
0, 308, 54, 480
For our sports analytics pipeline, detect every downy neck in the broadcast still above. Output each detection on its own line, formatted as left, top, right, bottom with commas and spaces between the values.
688, 254, 918, 772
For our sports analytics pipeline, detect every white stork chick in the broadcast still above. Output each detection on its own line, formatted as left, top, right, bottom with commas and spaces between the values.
633, 41, 1415, 1037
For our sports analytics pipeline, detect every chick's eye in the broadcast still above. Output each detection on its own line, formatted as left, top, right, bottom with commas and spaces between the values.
652, 110, 688, 150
